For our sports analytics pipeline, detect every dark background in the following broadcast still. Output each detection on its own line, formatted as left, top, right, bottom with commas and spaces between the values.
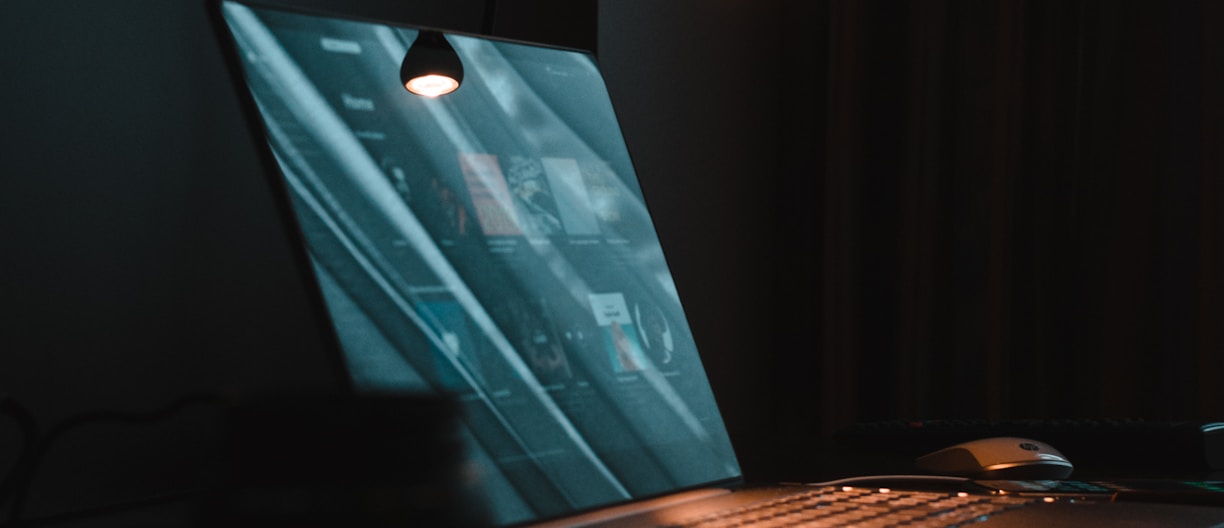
1, 0, 1221, 522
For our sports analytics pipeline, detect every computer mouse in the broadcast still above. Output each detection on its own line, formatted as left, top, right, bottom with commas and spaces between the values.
915, 437, 1074, 479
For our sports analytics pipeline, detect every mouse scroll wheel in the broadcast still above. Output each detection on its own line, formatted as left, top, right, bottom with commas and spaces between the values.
1018, 442, 1042, 451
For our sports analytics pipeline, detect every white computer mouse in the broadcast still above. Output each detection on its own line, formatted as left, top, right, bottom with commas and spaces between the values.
915, 437, 1074, 479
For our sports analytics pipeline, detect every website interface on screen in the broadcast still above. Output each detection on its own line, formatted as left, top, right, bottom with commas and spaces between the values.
219, 2, 740, 524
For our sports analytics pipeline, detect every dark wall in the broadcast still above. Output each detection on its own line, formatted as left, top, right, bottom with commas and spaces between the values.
810, 0, 1224, 424
602, 0, 1224, 482
0, 0, 340, 518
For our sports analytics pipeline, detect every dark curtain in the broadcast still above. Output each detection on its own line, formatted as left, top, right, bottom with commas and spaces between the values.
771, 0, 1224, 442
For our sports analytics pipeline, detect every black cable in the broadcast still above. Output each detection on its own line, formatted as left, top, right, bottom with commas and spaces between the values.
4, 392, 227, 526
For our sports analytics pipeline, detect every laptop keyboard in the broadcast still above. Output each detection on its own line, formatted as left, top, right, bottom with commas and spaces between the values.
669, 486, 1037, 527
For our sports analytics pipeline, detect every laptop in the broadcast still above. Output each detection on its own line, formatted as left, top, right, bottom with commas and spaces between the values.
208, 1, 1224, 525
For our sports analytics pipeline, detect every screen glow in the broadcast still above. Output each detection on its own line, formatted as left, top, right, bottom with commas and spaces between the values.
218, 2, 741, 524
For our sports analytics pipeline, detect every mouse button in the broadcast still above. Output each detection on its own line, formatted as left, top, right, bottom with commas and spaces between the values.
982, 461, 1075, 480
915, 447, 982, 475
972, 437, 1036, 461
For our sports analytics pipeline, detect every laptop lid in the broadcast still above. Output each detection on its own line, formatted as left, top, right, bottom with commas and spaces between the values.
211, 1, 741, 525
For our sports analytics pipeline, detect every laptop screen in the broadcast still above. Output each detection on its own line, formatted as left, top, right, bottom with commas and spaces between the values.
216, 2, 740, 524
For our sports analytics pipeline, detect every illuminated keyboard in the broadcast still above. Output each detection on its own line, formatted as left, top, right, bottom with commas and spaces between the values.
670, 486, 1036, 528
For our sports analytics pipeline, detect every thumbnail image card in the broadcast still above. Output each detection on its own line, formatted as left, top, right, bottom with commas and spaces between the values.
500, 297, 573, 385
417, 300, 488, 391
580, 160, 625, 235
587, 293, 648, 373
541, 157, 601, 236
380, 156, 412, 203
459, 153, 522, 236
504, 156, 564, 237
425, 174, 471, 240
633, 300, 674, 367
